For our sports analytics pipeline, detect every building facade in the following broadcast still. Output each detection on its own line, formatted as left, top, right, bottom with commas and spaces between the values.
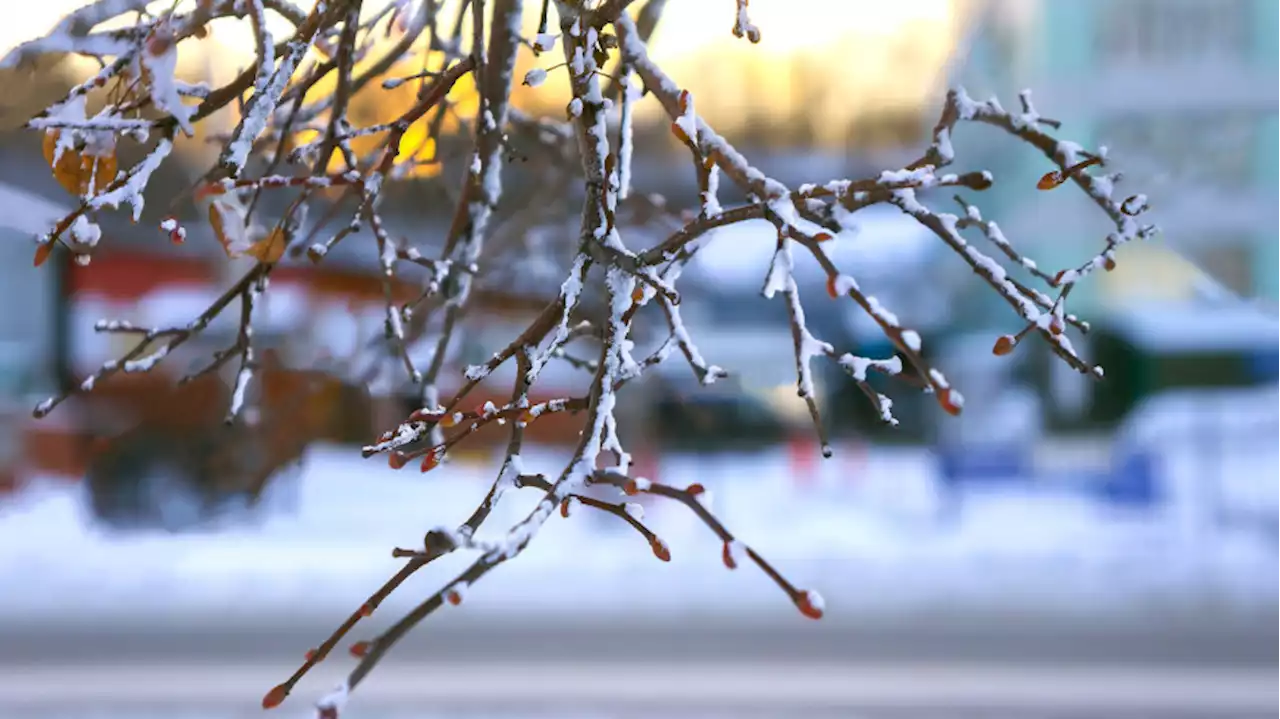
947, 0, 1278, 317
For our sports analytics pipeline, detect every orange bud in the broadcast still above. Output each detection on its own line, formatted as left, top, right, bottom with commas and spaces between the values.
262, 684, 289, 709
623, 479, 639, 496
1049, 315, 1064, 336
795, 592, 824, 620
650, 538, 671, 562
349, 641, 371, 658
305, 649, 319, 662
1037, 171, 1064, 190
34, 242, 54, 267
1051, 270, 1068, 287
439, 413, 458, 428
388, 451, 409, 470
813, 232, 834, 243
685, 483, 705, 496
670, 120, 691, 146
938, 387, 963, 416
559, 498, 572, 518
359, 602, 374, 617
1104, 256, 1116, 272
721, 541, 738, 570
992, 334, 1017, 356
445, 589, 463, 605
420, 449, 442, 473
677, 89, 692, 115
631, 286, 645, 303
826, 276, 838, 299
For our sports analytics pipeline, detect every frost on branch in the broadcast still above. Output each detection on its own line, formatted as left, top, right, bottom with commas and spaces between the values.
9, 0, 1158, 712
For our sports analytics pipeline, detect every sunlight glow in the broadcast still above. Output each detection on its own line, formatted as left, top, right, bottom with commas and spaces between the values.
2, 0, 964, 153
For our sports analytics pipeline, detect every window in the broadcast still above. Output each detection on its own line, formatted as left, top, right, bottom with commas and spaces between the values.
1094, 111, 1259, 189
1094, 0, 1251, 63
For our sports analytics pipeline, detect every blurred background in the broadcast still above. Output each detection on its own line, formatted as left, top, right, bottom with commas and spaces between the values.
0, 0, 1276, 717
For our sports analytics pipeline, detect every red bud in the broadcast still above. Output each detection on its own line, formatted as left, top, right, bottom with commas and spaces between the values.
1051, 270, 1068, 287
388, 451, 408, 470
685, 483, 705, 496
262, 684, 289, 709
795, 591, 824, 620
349, 641, 370, 658
420, 449, 442, 473
1104, 256, 1116, 272
721, 541, 738, 570
650, 538, 671, 562
825, 275, 838, 299
359, 602, 374, 617
34, 242, 53, 267
445, 589, 463, 605
813, 232, 834, 242
938, 387, 963, 416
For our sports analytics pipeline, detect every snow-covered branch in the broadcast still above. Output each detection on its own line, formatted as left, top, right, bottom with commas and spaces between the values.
10, 1, 1160, 715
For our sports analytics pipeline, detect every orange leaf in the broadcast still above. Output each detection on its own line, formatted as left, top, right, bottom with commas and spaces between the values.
43, 130, 116, 197
244, 226, 287, 264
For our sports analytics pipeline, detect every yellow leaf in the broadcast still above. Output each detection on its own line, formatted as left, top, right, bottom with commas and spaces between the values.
42, 130, 116, 197
209, 201, 235, 257
244, 226, 287, 264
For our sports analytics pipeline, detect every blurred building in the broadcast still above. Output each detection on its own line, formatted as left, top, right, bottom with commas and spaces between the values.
947, 0, 1279, 314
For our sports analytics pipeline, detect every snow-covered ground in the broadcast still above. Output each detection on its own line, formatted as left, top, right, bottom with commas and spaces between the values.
1, 435, 1275, 625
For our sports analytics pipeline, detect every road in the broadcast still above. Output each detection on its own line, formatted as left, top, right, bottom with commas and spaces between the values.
1, 612, 1275, 718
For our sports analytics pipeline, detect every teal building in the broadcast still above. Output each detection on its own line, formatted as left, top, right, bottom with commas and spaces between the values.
943, 0, 1278, 319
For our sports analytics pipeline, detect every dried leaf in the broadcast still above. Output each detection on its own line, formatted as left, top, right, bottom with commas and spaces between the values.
208, 201, 234, 257
244, 226, 287, 264
42, 130, 116, 197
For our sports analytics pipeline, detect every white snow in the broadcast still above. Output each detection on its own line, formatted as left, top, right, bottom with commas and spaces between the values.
1, 407, 1275, 625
